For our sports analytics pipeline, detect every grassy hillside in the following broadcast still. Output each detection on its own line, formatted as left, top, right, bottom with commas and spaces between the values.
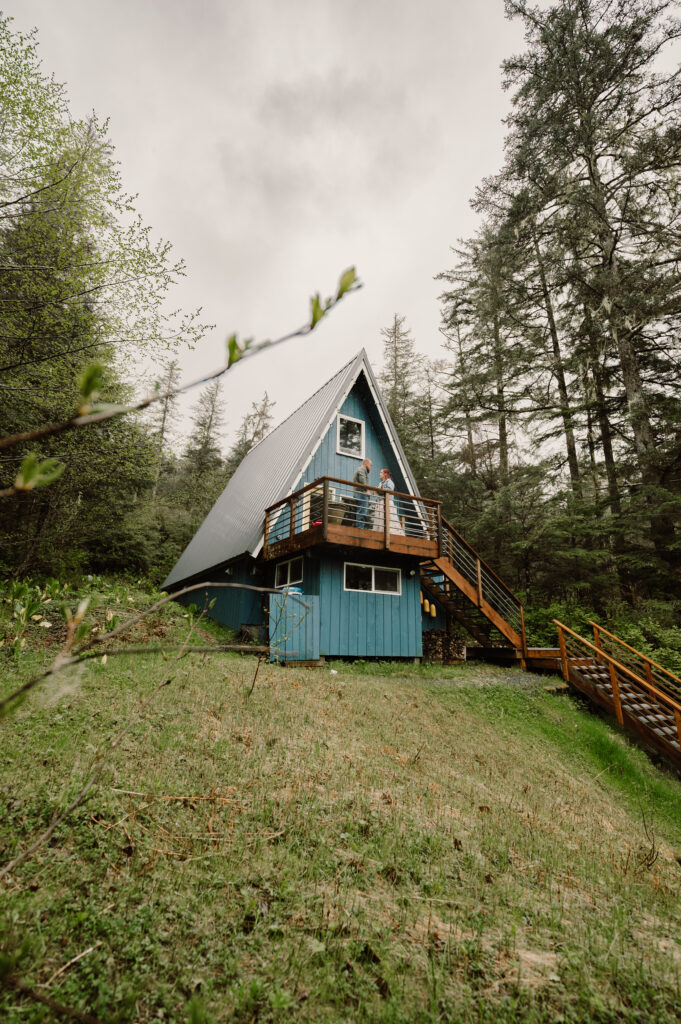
2, 582, 681, 1023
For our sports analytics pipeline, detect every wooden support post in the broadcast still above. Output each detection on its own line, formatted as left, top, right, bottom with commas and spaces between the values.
264, 510, 270, 557
675, 708, 681, 750
557, 625, 569, 683
645, 660, 654, 686
289, 497, 295, 538
384, 491, 390, 550
322, 479, 329, 542
609, 661, 624, 725
476, 558, 483, 608
593, 624, 601, 651
519, 604, 527, 661
437, 505, 443, 557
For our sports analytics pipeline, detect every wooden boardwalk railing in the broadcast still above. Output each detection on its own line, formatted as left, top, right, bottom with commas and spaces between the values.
555, 620, 681, 768
589, 621, 681, 703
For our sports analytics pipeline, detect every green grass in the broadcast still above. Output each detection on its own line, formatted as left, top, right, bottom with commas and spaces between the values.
2, 583, 681, 1022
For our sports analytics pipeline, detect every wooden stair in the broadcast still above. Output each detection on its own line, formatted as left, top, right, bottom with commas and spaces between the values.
555, 620, 681, 769
417, 516, 681, 769
420, 516, 525, 652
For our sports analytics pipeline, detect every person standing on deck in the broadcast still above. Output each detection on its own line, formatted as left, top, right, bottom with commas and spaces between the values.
373, 468, 404, 535
353, 458, 372, 528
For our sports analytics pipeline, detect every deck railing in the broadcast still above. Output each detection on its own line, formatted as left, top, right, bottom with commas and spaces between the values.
264, 476, 440, 555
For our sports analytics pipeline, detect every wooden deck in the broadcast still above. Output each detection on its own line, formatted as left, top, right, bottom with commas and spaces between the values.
263, 476, 440, 561
265, 522, 438, 560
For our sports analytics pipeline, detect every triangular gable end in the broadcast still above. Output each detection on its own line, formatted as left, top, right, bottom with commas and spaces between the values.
250, 355, 419, 557
162, 349, 420, 590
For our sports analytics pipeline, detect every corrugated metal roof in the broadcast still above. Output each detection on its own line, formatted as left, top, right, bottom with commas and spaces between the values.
162, 349, 420, 589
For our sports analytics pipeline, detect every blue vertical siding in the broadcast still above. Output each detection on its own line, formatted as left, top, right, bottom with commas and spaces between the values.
176, 559, 267, 630
295, 377, 409, 492
318, 555, 422, 658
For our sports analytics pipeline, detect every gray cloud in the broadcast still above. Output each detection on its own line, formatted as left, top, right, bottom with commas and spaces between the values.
7, 0, 526, 441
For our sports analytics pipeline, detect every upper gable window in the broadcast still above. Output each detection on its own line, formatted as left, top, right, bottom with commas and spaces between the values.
337, 414, 364, 459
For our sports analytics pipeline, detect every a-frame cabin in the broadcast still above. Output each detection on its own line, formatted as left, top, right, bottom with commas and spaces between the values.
163, 351, 681, 771
163, 350, 527, 662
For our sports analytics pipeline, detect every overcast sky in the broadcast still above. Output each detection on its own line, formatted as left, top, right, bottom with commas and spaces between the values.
9, 0, 526, 448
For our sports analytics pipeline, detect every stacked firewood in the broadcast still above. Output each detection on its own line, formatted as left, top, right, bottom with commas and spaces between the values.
422, 630, 466, 663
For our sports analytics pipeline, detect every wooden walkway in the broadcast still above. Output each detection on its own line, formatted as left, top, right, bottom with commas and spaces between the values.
554, 621, 681, 768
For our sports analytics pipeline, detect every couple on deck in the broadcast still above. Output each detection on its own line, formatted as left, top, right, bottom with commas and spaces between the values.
352, 459, 405, 535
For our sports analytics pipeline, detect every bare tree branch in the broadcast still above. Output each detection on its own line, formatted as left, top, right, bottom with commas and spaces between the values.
0, 269, 361, 454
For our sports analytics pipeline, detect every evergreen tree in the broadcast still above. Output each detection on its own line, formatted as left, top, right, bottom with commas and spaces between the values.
379, 314, 421, 459
501, 0, 681, 583
0, 15, 207, 577
183, 380, 226, 476
224, 392, 276, 478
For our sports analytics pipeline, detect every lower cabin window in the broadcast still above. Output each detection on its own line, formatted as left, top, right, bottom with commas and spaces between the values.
344, 562, 401, 595
275, 556, 304, 589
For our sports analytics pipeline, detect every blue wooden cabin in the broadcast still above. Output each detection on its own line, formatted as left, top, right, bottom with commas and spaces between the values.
163, 351, 526, 662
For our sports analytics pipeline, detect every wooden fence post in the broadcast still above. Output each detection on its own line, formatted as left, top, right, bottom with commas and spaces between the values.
384, 491, 390, 550
289, 497, 296, 538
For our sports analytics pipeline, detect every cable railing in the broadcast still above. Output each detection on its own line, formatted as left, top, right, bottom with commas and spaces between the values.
438, 517, 524, 642
555, 620, 681, 757
264, 476, 440, 556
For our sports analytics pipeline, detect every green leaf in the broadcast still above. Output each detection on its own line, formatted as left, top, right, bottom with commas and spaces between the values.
336, 266, 357, 300
14, 455, 64, 491
74, 622, 89, 641
227, 334, 242, 367
310, 294, 324, 328
78, 362, 105, 402
14, 454, 39, 490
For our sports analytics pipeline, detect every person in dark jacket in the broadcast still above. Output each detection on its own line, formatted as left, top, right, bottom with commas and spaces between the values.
353, 458, 372, 528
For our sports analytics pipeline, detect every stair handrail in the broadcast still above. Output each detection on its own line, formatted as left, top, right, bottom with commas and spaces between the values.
440, 516, 522, 607
589, 621, 681, 695
553, 620, 681, 716
436, 518, 526, 655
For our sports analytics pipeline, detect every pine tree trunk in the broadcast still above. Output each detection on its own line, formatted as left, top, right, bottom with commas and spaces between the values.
588, 163, 679, 578
581, 368, 601, 501
492, 312, 509, 484
533, 234, 582, 496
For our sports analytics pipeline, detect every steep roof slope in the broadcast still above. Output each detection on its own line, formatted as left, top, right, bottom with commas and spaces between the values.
162, 349, 419, 589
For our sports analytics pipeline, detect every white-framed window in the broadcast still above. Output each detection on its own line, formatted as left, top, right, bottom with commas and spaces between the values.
337, 414, 365, 458
275, 556, 304, 589
344, 562, 401, 595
